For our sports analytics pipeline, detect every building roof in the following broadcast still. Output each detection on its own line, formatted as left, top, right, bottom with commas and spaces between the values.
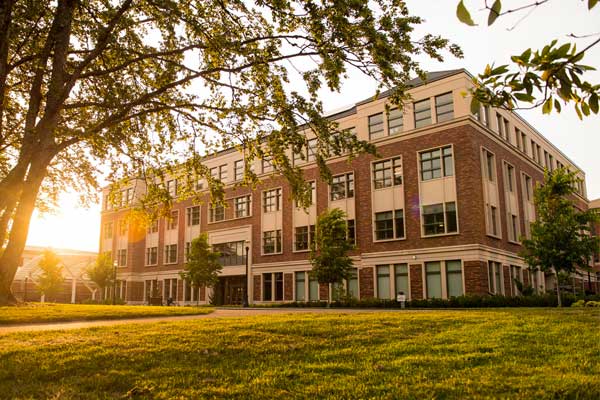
590, 198, 600, 209
15, 246, 97, 282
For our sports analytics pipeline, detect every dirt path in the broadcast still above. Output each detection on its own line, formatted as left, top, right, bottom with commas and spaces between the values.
0, 307, 405, 334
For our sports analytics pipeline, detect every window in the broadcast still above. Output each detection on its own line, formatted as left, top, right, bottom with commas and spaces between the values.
209, 203, 225, 222
394, 264, 409, 297
374, 210, 404, 240
263, 273, 273, 301
347, 219, 356, 245
234, 160, 244, 181
147, 219, 158, 234
210, 164, 228, 181
166, 179, 177, 197
496, 114, 509, 140
234, 195, 251, 218
262, 157, 273, 173
309, 275, 319, 301
263, 188, 281, 212
377, 265, 391, 299
435, 92, 454, 122
414, 98, 431, 128
295, 272, 306, 301
479, 105, 490, 127
387, 108, 403, 135
330, 172, 354, 201
117, 249, 127, 267
103, 222, 113, 239
263, 230, 282, 254
483, 149, 495, 182
488, 261, 503, 294
294, 225, 315, 251
509, 213, 519, 242
523, 174, 533, 201
446, 260, 463, 297
120, 188, 134, 207
164, 244, 178, 264
274, 272, 284, 301
422, 202, 457, 236
505, 163, 515, 192
511, 265, 523, 295
420, 146, 453, 181
185, 242, 191, 261
145, 247, 158, 266
521, 132, 528, 154
186, 206, 200, 226
167, 210, 178, 230
425, 262, 442, 299
369, 113, 384, 139
213, 241, 246, 266
307, 138, 318, 162
489, 205, 499, 236
118, 219, 128, 236
348, 268, 359, 298
373, 157, 402, 189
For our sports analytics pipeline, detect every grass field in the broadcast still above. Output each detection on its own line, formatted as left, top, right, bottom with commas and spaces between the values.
1, 309, 599, 399
0, 303, 214, 325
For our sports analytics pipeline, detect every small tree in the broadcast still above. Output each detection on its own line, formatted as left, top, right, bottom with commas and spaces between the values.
309, 208, 354, 305
521, 168, 599, 307
86, 253, 115, 301
179, 233, 222, 305
36, 249, 64, 302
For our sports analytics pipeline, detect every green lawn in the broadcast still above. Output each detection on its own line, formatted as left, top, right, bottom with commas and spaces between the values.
0, 303, 214, 325
1, 309, 599, 399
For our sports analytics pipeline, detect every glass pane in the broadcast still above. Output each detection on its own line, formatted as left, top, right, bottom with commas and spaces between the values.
309, 277, 319, 301
394, 264, 409, 296
377, 265, 390, 299
425, 262, 442, 299
295, 272, 305, 301
446, 260, 463, 297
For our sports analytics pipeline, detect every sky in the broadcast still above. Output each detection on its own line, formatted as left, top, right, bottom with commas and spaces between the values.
26, 0, 600, 252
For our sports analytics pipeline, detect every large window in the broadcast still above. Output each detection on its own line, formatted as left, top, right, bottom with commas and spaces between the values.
387, 108, 403, 135
210, 164, 227, 181
234, 195, 251, 218
435, 92, 454, 122
167, 210, 178, 230
368, 113, 384, 139
508, 213, 520, 242
118, 219, 128, 236
505, 163, 515, 192
147, 219, 158, 234
330, 172, 354, 201
422, 202, 457, 235
307, 138, 318, 162
263, 273, 272, 301
104, 222, 113, 239
145, 247, 158, 266
414, 98, 432, 128
295, 181, 316, 207
294, 225, 315, 251
446, 260, 463, 297
394, 264, 409, 297
117, 249, 127, 267
374, 210, 404, 240
420, 146, 453, 181
234, 160, 244, 181
164, 244, 178, 264
186, 206, 200, 226
213, 241, 246, 266
488, 205, 499, 236
425, 262, 442, 299
348, 268, 359, 298
377, 265, 391, 299
262, 157, 273, 173
295, 272, 306, 301
488, 261, 504, 295
372, 157, 402, 189
209, 203, 225, 222
263, 230, 282, 254
263, 188, 281, 212
309, 275, 319, 301
523, 174, 533, 202
483, 149, 495, 182
347, 219, 356, 245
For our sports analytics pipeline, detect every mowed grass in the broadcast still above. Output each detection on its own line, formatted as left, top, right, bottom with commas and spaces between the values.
0, 303, 214, 325
1, 309, 599, 399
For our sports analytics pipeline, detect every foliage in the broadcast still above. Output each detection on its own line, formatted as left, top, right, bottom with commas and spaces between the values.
1, 310, 599, 398
520, 168, 599, 306
0, 0, 462, 304
180, 233, 222, 290
35, 249, 64, 302
86, 253, 114, 291
309, 208, 354, 287
457, 0, 600, 118
513, 278, 535, 296
0, 303, 213, 325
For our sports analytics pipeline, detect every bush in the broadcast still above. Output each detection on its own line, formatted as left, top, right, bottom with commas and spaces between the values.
571, 300, 586, 307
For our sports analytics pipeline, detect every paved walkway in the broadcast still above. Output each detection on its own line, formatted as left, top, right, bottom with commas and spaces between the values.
0, 308, 403, 334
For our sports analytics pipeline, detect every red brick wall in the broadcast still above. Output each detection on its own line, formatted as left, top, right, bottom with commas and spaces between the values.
464, 261, 488, 295
409, 264, 423, 300
127, 281, 144, 302
253, 275, 261, 301
359, 267, 374, 299
319, 283, 329, 301
284, 273, 293, 301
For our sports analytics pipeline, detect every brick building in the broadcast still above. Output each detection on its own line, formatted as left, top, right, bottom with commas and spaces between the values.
99, 69, 596, 305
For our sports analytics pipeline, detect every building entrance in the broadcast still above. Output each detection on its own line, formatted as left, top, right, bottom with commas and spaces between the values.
215, 275, 245, 305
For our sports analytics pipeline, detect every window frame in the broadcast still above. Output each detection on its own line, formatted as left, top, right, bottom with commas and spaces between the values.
145, 246, 158, 266
387, 107, 404, 135
419, 145, 454, 181
262, 188, 282, 213
186, 206, 200, 226
374, 209, 405, 242
421, 202, 458, 237
164, 244, 178, 264
234, 195, 252, 218
413, 98, 432, 128
262, 229, 283, 255
368, 112, 385, 140
435, 92, 454, 123
329, 172, 354, 201
372, 157, 402, 190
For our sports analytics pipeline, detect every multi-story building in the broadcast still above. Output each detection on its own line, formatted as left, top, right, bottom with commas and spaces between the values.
99, 69, 594, 305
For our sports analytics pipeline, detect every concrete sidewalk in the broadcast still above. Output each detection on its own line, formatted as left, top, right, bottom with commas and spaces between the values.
0, 307, 402, 334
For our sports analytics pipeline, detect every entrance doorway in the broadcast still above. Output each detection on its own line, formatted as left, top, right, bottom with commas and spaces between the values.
215, 275, 245, 305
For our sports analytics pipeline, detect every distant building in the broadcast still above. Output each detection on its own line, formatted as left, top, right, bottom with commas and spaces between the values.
12, 246, 99, 303
590, 199, 600, 291
99, 69, 596, 305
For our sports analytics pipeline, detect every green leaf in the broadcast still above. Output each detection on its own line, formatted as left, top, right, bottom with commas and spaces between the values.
470, 97, 481, 115
589, 93, 599, 114
542, 98, 553, 114
589, 0, 599, 10
514, 93, 535, 103
554, 99, 562, 113
457, 1, 476, 26
575, 103, 583, 120
581, 102, 590, 116
488, 0, 502, 26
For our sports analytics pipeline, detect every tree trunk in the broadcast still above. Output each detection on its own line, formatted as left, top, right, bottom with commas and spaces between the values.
0, 159, 48, 305
555, 271, 562, 308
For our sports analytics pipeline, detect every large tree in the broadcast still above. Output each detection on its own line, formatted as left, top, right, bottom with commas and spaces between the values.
520, 168, 599, 307
0, 0, 460, 305
179, 233, 222, 304
309, 208, 354, 303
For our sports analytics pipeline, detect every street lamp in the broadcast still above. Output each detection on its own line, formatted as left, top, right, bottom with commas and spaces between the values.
113, 260, 118, 305
243, 240, 250, 308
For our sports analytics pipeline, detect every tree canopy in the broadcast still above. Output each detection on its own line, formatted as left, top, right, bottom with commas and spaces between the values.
86, 252, 114, 294
520, 168, 599, 306
0, 0, 460, 304
35, 249, 64, 302
179, 233, 222, 291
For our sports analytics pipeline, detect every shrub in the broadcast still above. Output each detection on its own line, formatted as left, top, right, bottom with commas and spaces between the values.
571, 300, 586, 307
